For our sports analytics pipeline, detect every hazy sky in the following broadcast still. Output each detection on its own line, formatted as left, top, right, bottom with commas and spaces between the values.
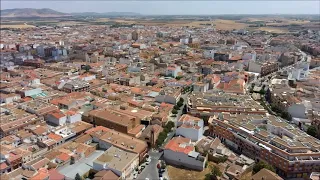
1, 1, 320, 15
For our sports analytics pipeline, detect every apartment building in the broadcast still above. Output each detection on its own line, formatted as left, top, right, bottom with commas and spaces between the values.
62, 79, 90, 93
248, 61, 279, 76
209, 113, 320, 178
93, 146, 139, 179
163, 137, 207, 171
176, 114, 204, 141
88, 108, 140, 135
188, 93, 267, 117
0, 108, 40, 138
86, 126, 148, 162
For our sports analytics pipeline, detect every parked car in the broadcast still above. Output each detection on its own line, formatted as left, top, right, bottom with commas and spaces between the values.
133, 174, 138, 179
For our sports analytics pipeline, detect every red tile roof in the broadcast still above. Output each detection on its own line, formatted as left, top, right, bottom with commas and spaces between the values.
165, 137, 194, 154
48, 169, 65, 180
179, 114, 202, 122
56, 153, 70, 162
0, 163, 8, 170
48, 133, 63, 141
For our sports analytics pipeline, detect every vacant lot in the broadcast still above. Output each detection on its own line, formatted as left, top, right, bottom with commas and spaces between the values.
211, 19, 248, 30
0, 24, 35, 28
94, 18, 248, 30
258, 27, 289, 33
167, 162, 219, 180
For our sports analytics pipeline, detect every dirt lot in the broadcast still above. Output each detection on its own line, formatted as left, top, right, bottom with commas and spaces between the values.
258, 27, 289, 33
211, 19, 248, 30
0, 24, 35, 28
95, 18, 248, 30
167, 162, 220, 180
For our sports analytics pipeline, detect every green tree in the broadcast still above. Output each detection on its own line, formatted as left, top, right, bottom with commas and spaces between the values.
259, 89, 266, 95
179, 98, 184, 103
281, 112, 292, 121
253, 161, 275, 174
211, 166, 222, 178
172, 109, 178, 114
75, 173, 82, 180
166, 121, 175, 130
177, 101, 183, 107
175, 76, 183, 80
174, 105, 180, 110
83, 65, 91, 72
216, 155, 228, 163
307, 125, 317, 137
195, 146, 199, 152
204, 173, 211, 180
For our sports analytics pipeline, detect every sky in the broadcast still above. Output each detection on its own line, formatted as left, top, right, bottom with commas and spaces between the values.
1, 1, 320, 15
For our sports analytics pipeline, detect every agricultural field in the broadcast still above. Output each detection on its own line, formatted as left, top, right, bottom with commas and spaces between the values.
0, 24, 35, 29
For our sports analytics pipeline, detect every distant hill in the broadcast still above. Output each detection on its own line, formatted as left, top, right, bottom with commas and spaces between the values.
71, 12, 142, 17
0, 8, 70, 18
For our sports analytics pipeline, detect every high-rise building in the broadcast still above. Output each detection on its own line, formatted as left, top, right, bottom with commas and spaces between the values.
132, 31, 139, 41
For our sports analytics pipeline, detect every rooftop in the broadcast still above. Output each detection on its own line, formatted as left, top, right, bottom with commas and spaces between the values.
94, 146, 138, 171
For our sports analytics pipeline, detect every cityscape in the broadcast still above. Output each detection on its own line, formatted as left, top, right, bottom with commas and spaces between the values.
0, 1, 320, 180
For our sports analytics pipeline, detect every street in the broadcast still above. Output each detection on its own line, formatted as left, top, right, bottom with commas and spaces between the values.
137, 93, 189, 180
136, 150, 164, 180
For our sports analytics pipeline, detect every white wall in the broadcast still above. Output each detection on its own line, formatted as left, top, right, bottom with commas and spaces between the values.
176, 127, 203, 141
203, 50, 215, 59
163, 150, 205, 171
46, 114, 67, 126
98, 140, 112, 150
67, 113, 82, 124
155, 95, 177, 105
288, 104, 307, 119
24, 88, 42, 97
248, 61, 262, 74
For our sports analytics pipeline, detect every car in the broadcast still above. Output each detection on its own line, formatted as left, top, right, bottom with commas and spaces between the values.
145, 178, 150, 180
133, 174, 138, 179
159, 168, 165, 173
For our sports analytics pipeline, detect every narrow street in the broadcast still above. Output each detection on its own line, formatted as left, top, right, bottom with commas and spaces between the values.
136, 150, 164, 180
137, 92, 189, 180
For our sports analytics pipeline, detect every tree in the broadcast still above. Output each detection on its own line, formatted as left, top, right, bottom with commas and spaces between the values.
174, 105, 180, 110
83, 65, 91, 72
253, 161, 275, 174
177, 101, 183, 107
216, 155, 228, 163
211, 166, 222, 178
195, 146, 199, 152
175, 76, 183, 80
281, 111, 292, 121
204, 173, 211, 180
307, 125, 317, 137
179, 98, 184, 103
259, 88, 266, 95
166, 121, 175, 130
75, 173, 82, 180
172, 109, 178, 114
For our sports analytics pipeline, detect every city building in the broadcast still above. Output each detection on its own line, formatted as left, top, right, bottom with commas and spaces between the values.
163, 137, 207, 171
176, 114, 204, 141
209, 113, 320, 178
93, 146, 139, 179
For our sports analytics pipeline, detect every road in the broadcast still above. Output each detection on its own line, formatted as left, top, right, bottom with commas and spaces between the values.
246, 50, 308, 90
137, 93, 189, 180
168, 93, 189, 128
137, 150, 164, 180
